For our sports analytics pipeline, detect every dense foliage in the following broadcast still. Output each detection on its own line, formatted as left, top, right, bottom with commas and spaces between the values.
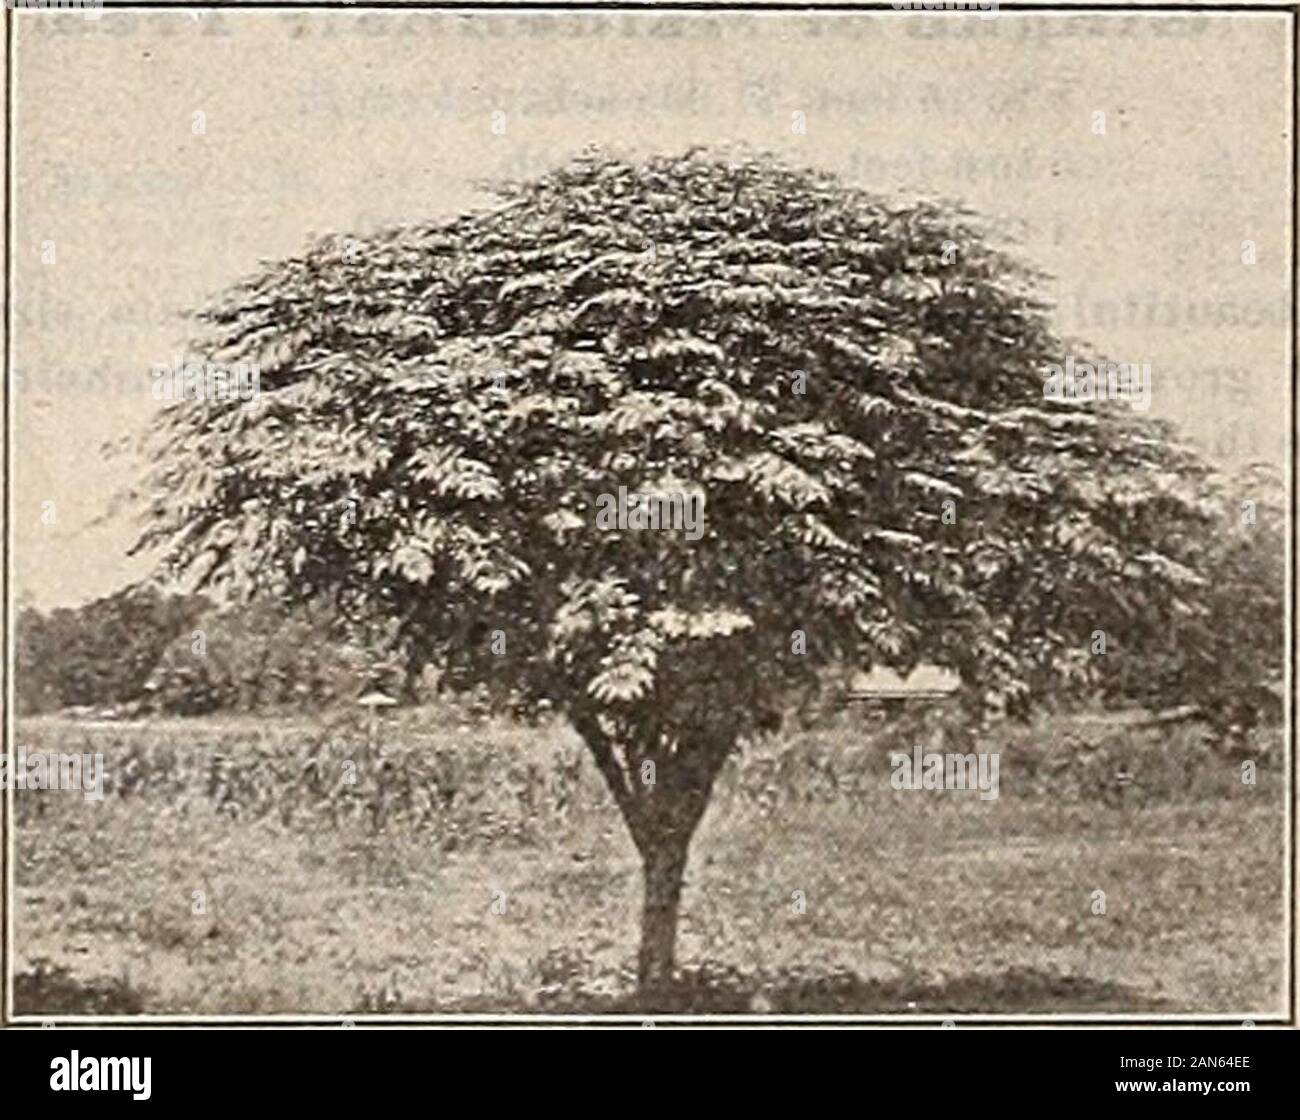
15, 591, 400, 716
1106, 463, 1284, 730
142, 603, 398, 716
14, 587, 208, 714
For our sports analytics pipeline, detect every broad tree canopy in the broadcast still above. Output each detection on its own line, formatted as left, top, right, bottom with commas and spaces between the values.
138, 150, 1216, 732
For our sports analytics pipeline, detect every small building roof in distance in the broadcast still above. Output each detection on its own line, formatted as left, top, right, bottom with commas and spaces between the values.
357, 690, 398, 707
848, 665, 961, 697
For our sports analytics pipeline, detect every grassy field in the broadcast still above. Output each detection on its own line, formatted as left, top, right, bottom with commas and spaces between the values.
10, 708, 1288, 1016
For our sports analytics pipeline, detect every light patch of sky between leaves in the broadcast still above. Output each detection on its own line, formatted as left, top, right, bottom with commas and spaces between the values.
9, 9, 1292, 608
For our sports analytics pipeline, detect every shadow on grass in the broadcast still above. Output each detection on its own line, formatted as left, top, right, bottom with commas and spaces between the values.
542, 963, 1166, 1015
14, 959, 1161, 1017
390, 962, 1166, 1016
14, 961, 145, 1015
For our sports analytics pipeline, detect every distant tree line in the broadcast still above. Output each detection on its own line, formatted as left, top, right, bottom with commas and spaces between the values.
14, 587, 407, 716
15, 586, 208, 714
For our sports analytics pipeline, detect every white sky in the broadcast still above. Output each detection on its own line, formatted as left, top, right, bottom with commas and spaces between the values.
9, 8, 1293, 608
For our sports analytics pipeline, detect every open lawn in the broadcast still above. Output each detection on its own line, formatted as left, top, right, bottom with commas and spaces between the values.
10, 711, 1288, 1016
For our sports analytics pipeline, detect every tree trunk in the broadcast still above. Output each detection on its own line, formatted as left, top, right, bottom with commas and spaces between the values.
567, 709, 732, 1005
637, 840, 689, 1001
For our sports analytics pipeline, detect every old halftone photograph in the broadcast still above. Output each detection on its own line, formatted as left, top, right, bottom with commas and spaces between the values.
4, 5, 1292, 1021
